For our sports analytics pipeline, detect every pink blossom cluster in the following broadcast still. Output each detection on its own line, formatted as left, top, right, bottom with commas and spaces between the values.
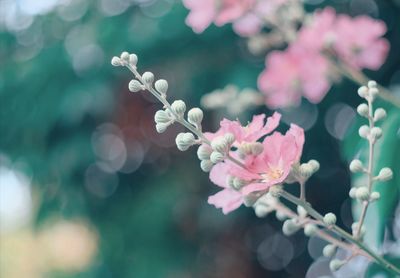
182, 0, 287, 36
204, 112, 305, 214
258, 8, 389, 108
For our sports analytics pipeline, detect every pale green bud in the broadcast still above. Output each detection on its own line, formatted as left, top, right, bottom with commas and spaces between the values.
370, 191, 380, 201
200, 160, 213, 172
187, 108, 203, 125
210, 151, 224, 164
322, 244, 336, 257
329, 259, 345, 272
370, 127, 382, 140
357, 86, 368, 98
323, 213, 337, 226
243, 193, 260, 207
175, 132, 195, 151
269, 185, 283, 197
300, 163, 314, 178
297, 206, 307, 218
197, 145, 212, 160
142, 71, 154, 84
128, 79, 143, 92
211, 137, 229, 153
232, 177, 247, 190
129, 53, 138, 66
251, 142, 264, 155
111, 56, 121, 66
223, 133, 235, 146
155, 79, 168, 94
358, 125, 370, 139
349, 187, 357, 198
369, 87, 379, 98
282, 219, 300, 236
171, 100, 186, 116
120, 51, 129, 62
154, 110, 171, 124
373, 108, 386, 122
349, 159, 364, 173
376, 167, 393, 182
356, 103, 369, 117
356, 187, 369, 201
155, 122, 170, 133
254, 203, 274, 217
304, 224, 317, 236
368, 80, 377, 88
308, 160, 320, 172
276, 211, 288, 221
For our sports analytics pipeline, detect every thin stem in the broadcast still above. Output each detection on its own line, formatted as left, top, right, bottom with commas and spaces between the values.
279, 190, 400, 276
299, 180, 306, 201
355, 97, 375, 239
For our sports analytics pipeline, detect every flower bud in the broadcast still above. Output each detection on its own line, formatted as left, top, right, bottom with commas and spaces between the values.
356, 103, 369, 117
255, 204, 274, 218
304, 224, 317, 236
156, 122, 170, 133
210, 151, 224, 164
370, 127, 382, 140
223, 133, 235, 146
349, 159, 364, 173
171, 100, 186, 116
282, 219, 300, 236
251, 142, 264, 155
369, 87, 379, 98
111, 56, 121, 66
211, 136, 229, 153
323, 244, 336, 257
142, 71, 154, 84
300, 163, 314, 178
197, 145, 212, 160
329, 259, 345, 272
238, 143, 252, 157
376, 167, 393, 182
243, 193, 261, 207
120, 51, 129, 62
323, 213, 337, 226
308, 160, 320, 173
276, 211, 288, 221
187, 108, 203, 125
154, 110, 171, 124
356, 187, 369, 201
175, 132, 195, 151
358, 125, 370, 139
370, 191, 380, 201
349, 187, 357, 198
373, 108, 386, 122
368, 80, 377, 88
297, 206, 307, 218
357, 86, 368, 98
200, 160, 213, 172
128, 79, 143, 92
232, 177, 247, 190
129, 54, 138, 66
155, 79, 168, 95
269, 185, 283, 197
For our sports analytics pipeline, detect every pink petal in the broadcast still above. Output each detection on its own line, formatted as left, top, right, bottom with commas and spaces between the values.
208, 188, 243, 214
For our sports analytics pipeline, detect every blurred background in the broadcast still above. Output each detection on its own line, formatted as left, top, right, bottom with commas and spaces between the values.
0, 0, 399, 277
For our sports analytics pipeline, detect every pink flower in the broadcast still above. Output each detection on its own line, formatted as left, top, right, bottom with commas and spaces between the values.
297, 7, 389, 70
207, 124, 305, 214
183, 0, 288, 37
208, 162, 245, 214
258, 45, 331, 108
334, 15, 389, 70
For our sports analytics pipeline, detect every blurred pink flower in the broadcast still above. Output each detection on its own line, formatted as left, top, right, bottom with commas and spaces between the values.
297, 7, 389, 70
183, 0, 288, 36
207, 123, 304, 214
258, 45, 331, 108
334, 15, 389, 70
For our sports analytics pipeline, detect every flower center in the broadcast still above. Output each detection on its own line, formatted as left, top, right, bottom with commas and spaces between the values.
261, 168, 284, 181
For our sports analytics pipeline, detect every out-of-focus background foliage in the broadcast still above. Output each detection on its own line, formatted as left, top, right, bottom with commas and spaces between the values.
0, 0, 399, 277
